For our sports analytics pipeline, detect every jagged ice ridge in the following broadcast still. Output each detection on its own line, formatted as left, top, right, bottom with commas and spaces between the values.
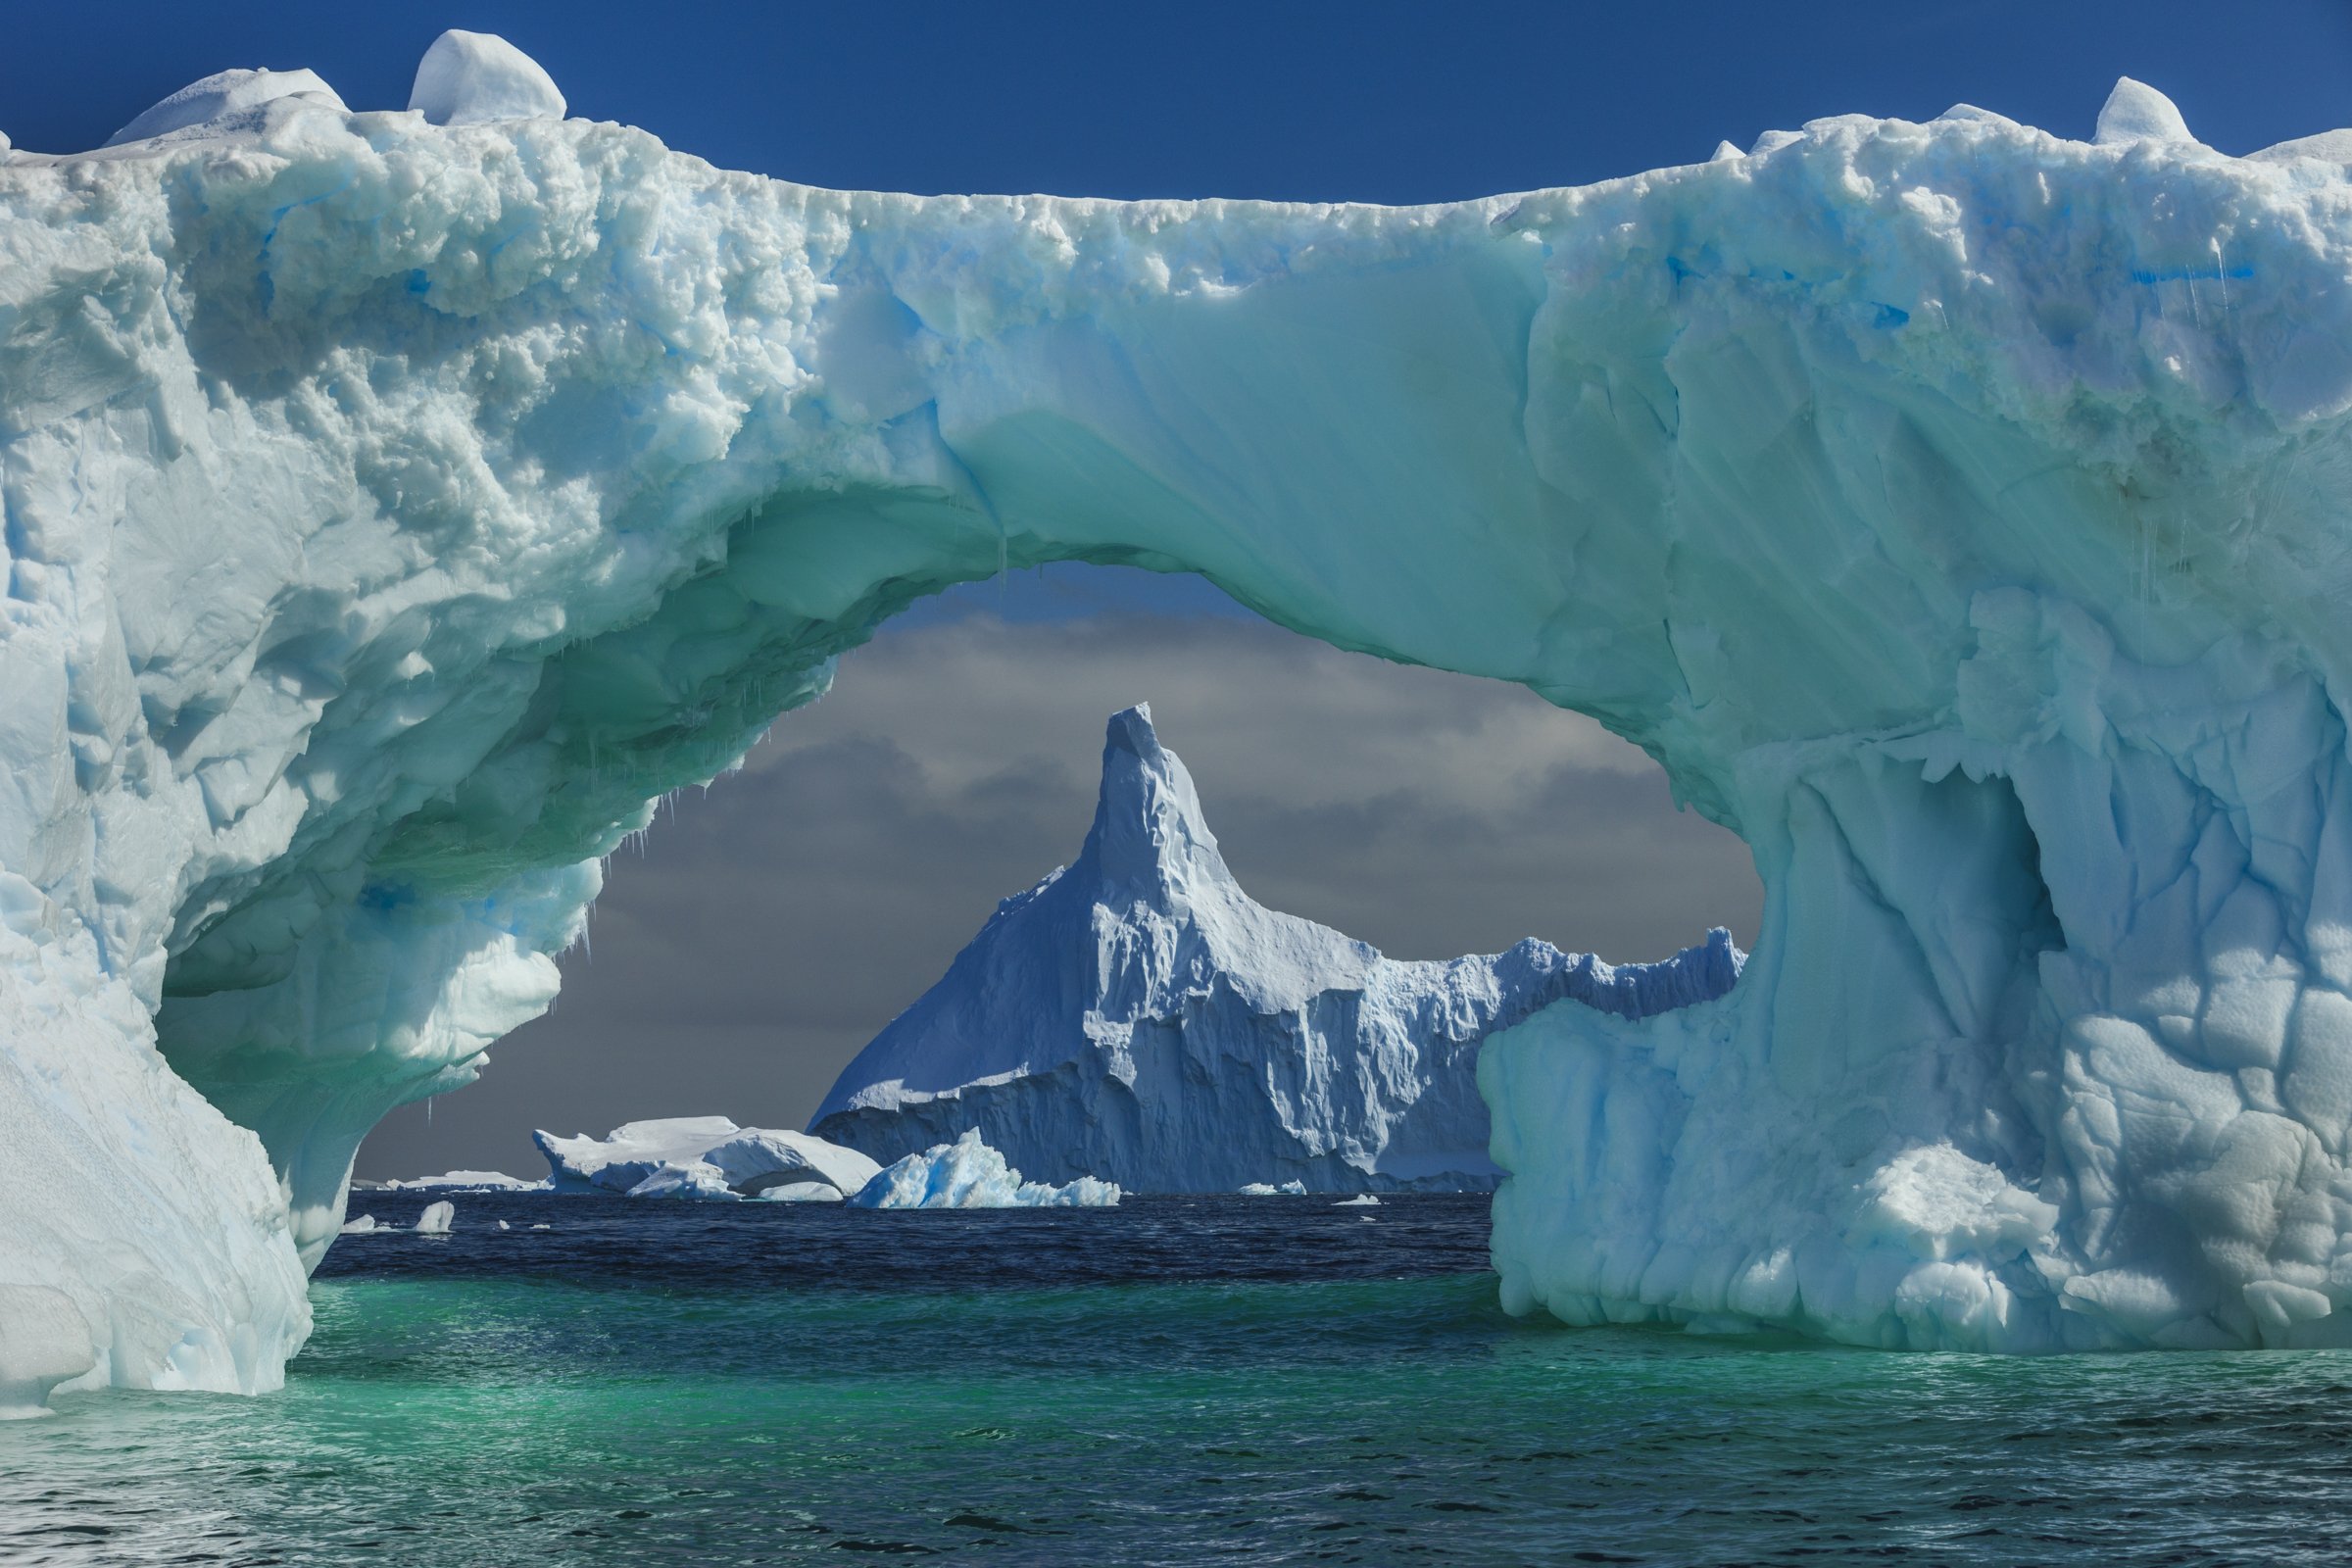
2, 32, 2351, 1400
811, 704, 1738, 1192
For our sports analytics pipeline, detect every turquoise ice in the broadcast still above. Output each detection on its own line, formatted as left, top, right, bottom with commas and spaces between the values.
7, 30, 2352, 1403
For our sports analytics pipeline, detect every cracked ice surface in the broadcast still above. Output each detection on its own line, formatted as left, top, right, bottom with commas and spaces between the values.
5, 45, 2352, 1396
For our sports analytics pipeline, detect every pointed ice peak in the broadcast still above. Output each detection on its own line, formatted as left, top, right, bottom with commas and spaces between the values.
1709, 140, 1742, 164
2096, 78, 2194, 148
1078, 705, 1229, 897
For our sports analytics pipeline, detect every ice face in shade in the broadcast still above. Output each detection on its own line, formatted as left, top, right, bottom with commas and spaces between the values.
810, 705, 1738, 1193
9, 42, 2352, 1407
846, 1130, 1121, 1208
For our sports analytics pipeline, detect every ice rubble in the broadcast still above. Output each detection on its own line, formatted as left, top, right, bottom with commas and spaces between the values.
6, 42, 2352, 1393
811, 705, 1738, 1191
847, 1129, 1121, 1209
534, 1116, 883, 1200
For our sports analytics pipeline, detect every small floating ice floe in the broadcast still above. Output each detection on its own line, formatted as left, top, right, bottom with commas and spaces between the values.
1335, 1195, 1382, 1207
1238, 1181, 1308, 1196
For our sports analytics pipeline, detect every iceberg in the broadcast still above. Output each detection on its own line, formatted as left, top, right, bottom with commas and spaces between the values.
413, 1200, 455, 1235
810, 705, 1737, 1191
385, 1169, 545, 1191
847, 1130, 1121, 1209
534, 1116, 883, 1201
5, 33, 2352, 1392
1239, 1182, 1309, 1197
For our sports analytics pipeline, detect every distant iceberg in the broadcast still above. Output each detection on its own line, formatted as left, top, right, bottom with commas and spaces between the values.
812, 706, 1740, 1194
534, 1117, 881, 1201
1239, 1182, 1309, 1197
847, 1130, 1121, 1209
384, 1169, 546, 1192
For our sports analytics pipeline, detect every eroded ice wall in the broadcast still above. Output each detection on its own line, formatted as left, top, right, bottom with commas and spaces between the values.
4, 42, 2352, 1392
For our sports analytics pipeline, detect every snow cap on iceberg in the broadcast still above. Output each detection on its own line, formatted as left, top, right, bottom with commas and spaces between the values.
2094, 77, 2194, 147
105, 67, 346, 148
410, 31, 565, 126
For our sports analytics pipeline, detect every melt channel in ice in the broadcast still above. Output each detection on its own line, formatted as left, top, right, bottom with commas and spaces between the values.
811, 705, 1739, 1192
534, 1117, 883, 1201
846, 1130, 1121, 1209
7, 32, 2352, 1399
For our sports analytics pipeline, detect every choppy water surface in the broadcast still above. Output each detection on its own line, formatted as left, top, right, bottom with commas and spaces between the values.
7, 1193, 2351, 1565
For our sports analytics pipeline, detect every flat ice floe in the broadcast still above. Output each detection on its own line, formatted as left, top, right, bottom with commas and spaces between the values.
535, 1117, 882, 1201
9, 25, 2352, 1391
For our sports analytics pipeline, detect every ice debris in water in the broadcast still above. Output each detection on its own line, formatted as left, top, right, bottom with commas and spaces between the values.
848, 1131, 1121, 1209
1335, 1195, 1382, 1208
1238, 1182, 1309, 1196
813, 706, 1740, 1194
414, 1201, 455, 1235
408, 29, 565, 126
535, 1117, 880, 1200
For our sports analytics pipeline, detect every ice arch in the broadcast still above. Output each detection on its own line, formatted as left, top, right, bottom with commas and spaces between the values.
7, 77, 2352, 1393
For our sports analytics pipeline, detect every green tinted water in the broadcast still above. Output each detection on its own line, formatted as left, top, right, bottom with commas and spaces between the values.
5, 1196, 2347, 1565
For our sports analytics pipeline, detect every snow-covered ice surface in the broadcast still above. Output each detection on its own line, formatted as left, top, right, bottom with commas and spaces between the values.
847, 1130, 1121, 1209
377, 1168, 544, 1191
4, 39, 2352, 1392
534, 1117, 882, 1200
811, 705, 1737, 1191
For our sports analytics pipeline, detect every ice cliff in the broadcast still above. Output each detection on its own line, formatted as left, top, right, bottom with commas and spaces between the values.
6, 34, 2352, 1395
811, 705, 1737, 1191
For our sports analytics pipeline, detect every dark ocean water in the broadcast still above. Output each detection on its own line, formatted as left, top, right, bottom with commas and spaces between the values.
6, 1192, 2351, 1566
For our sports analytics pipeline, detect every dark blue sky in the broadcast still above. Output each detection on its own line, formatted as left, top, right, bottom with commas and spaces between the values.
7, 1, 2348, 200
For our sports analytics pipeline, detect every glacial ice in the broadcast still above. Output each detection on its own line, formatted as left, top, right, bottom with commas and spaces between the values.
382, 1169, 546, 1191
408, 29, 566, 128
5, 36, 2352, 1394
811, 705, 1738, 1191
413, 1200, 455, 1235
535, 1117, 882, 1200
1239, 1183, 1310, 1197
846, 1130, 1122, 1209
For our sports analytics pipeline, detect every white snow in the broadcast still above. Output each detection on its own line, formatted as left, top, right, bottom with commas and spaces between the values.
387, 1169, 544, 1191
2094, 77, 2197, 148
408, 30, 565, 127
104, 68, 347, 149
847, 1130, 1120, 1208
5, 41, 2352, 1391
413, 1200, 455, 1235
812, 706, 1739, 1192
535, 1117, 881, 1200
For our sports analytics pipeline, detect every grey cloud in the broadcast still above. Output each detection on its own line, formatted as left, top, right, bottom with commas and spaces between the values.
356, 600, 1760, 1180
